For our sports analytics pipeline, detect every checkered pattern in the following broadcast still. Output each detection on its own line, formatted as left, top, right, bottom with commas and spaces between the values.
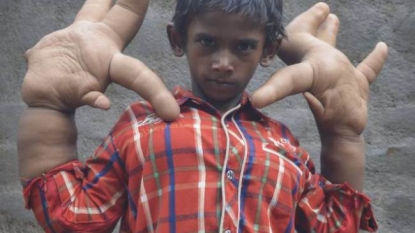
23, 87, 377, 233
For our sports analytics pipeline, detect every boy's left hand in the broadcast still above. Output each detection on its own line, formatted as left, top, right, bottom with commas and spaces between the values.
251, 3, 388, 139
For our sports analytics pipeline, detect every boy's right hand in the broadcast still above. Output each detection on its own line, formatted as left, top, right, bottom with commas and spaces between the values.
22, 0, 180, 121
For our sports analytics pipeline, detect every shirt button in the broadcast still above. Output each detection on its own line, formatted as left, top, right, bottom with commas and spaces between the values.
226, 170, 234, 180
225, 230, 232, 233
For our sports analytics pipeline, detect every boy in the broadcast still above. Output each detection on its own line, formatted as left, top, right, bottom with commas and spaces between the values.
18, 0, 387, 232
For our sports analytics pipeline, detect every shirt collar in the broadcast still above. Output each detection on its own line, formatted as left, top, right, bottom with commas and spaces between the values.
172, 86, 268, 121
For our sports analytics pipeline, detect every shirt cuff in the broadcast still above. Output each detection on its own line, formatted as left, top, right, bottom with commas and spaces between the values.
22, 161, 84, 210
325, 181, 378, 232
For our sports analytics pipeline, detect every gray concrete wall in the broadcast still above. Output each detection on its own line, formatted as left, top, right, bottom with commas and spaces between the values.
1, 0, 414, 232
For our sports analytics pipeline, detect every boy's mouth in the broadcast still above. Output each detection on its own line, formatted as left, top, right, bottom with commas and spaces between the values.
208, 79, 234, 86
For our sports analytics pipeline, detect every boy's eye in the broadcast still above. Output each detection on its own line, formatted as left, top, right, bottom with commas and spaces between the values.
199, 38, 215, 47
237, 43, 255, 52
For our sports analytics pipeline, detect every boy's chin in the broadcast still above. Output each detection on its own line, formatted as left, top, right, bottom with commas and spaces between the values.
204, 93, 242, 106
202, 90, 236, 101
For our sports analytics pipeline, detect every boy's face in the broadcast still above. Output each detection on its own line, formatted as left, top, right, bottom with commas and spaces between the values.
168, 11, 277, 111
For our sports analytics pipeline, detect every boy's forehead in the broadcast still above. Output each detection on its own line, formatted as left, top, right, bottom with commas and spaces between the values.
189, 10, 263, 31
176, 0, 272, 24
186, 11, 266, 41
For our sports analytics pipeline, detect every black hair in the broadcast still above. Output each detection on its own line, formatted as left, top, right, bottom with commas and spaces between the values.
172, 0, 286, 45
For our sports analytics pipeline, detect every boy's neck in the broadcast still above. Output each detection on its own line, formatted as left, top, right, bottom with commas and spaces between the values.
191, 83, 243, 114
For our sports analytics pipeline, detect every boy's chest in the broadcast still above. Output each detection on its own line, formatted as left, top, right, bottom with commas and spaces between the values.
122, 110, 309, 232
131, 111, 307, 201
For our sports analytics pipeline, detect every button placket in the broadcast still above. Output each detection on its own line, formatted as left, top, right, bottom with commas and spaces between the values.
219, 108, 243, 233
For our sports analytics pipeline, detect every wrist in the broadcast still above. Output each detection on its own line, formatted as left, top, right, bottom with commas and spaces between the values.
321, 133, 365, 149
18, 107, 78, 183
320, 134, 366, 191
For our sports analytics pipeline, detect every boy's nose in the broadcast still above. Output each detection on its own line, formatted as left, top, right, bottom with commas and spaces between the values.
212, 50, 234, 73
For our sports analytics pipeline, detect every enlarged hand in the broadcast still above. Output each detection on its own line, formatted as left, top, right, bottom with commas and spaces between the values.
22, 0, 179, 121
251, 2, 388, 138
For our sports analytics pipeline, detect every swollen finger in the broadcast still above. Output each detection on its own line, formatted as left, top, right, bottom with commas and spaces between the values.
357, 42, 388, 84
251, 63, 314, 108
278, 3, 331, 65
102, 0, 150, 48
317, 14, 339, 46
286, 2, 330, 35
75, 0, 113, 22
109, 53, 180, 121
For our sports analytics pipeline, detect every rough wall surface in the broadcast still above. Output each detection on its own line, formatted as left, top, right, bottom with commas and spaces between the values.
0, 0, 414, 232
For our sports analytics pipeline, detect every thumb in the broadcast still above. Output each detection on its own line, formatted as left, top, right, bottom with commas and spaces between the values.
81, 91, 111, 110
357, 42, 388, 84
110, 53, 180, 121
251, 62, 314, 108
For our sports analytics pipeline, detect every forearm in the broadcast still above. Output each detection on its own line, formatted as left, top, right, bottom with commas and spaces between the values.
18, 107, 78, 185
320, 135, 365, 191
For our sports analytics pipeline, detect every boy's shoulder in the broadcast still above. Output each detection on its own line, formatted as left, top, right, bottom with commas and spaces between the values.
253, 110, 316, 172
110, 100, 162, 133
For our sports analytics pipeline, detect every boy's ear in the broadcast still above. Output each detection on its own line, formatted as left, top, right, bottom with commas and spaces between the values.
167, 23, 185, 57
260, 39, 282, 67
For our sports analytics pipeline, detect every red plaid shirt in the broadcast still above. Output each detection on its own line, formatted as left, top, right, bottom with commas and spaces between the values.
23, 87, 377, 233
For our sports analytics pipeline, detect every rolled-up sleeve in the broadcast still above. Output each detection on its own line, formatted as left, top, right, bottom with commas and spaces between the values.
23, 134, 127, 233
295, 170, 377, 233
